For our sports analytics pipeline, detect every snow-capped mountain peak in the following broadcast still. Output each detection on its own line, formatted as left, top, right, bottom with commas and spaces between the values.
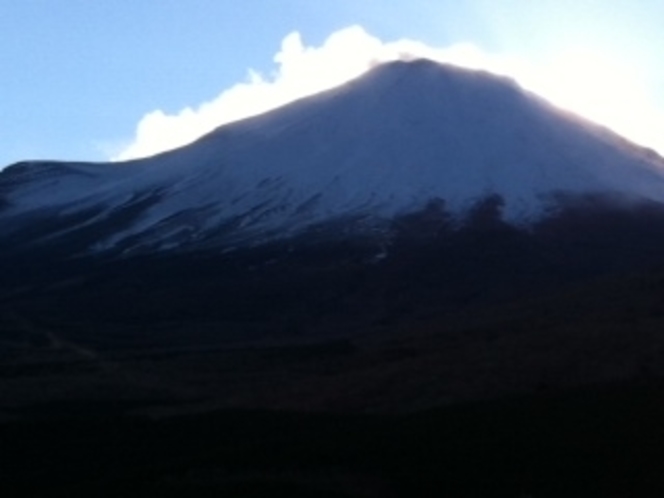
2, 58, 664, 254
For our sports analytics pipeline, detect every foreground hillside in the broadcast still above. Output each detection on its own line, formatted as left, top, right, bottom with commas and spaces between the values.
3, 366, 664, 497
3, 210, 664, 495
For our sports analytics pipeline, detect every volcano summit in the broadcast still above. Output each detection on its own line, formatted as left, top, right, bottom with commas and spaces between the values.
2, 59, 664, 257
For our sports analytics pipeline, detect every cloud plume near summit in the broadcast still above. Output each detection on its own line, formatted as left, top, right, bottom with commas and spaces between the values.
114, 25, 664, 161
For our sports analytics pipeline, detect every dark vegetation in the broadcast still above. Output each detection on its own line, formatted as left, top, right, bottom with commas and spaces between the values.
4, 196, 664, 495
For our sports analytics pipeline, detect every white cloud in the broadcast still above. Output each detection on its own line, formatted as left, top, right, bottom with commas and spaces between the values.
114, 25, 664, 161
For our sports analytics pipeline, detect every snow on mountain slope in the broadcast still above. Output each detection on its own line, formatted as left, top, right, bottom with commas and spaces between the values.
2, 59, 664, 254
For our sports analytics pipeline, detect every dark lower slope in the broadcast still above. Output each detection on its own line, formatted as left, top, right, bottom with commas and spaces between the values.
4, 194, 664, 341
4, 199, 664, 495
2, 196, 664, 413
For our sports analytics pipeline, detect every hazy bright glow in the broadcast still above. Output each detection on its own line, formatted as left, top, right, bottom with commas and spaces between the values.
522, 49, 663, 153
115, 26, 664, 161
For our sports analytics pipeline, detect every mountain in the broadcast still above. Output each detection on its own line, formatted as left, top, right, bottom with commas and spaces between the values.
4, 57, 664, 358
4, 56, 664, 400
8, 59, 664, 497
2, 58, 664, 258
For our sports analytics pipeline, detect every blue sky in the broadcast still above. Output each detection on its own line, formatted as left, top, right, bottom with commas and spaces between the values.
2, 1, 664, 168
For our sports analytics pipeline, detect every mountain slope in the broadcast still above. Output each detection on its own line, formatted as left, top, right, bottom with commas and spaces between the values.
2, 59, 664, 255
